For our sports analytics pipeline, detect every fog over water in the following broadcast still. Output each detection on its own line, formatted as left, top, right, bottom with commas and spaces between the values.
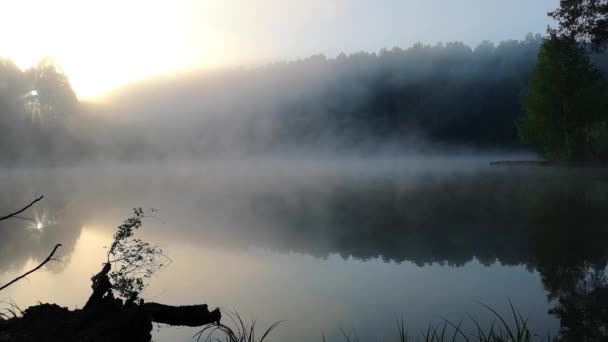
4, 0, 608, 340
2, 157, 607, 341
2, 29, 608, 342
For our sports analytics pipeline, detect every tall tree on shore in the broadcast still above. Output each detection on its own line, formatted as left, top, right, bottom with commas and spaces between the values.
518, 35, 607, 161
550, 0, 608, 51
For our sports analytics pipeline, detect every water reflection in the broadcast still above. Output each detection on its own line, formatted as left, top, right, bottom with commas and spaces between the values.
1, 161, 607, 340
0, 194, 82, 274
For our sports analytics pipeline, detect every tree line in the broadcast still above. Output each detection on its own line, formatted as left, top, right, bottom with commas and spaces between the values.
1, 34, 607, 163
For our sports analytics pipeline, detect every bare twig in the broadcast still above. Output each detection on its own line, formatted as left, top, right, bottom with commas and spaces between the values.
0, 195, 44, 222
9, 215, 36, 222
0, 244, 62, 292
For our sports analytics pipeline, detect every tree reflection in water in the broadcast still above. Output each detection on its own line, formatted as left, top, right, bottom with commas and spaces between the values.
1, 165, 608, 340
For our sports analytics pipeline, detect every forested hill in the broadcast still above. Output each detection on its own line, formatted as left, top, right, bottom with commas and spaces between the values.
274, 34, 545, 149
97, 34, 550, 157
2, 34, 608, 163
269, 34, 608, 150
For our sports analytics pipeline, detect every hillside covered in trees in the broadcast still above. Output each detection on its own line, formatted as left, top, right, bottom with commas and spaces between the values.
2, 34, 608, 164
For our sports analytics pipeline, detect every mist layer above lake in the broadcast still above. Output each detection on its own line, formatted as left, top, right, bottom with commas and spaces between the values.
1, 157, 606, 341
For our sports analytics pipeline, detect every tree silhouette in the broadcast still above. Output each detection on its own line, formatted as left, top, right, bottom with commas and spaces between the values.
550, 0, 608, 51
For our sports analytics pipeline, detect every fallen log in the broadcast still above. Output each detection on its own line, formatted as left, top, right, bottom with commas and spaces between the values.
143, 303, 221, 327
0, 262, 221, 341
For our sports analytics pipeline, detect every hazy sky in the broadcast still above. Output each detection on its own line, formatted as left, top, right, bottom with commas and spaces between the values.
1, 0, 557, 99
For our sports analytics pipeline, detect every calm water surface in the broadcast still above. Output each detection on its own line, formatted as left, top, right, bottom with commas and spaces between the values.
1, 157, 607, 341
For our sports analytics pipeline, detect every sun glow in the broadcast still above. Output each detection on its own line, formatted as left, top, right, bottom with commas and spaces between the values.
31, 214, 49, 230
1, 0, 233, 99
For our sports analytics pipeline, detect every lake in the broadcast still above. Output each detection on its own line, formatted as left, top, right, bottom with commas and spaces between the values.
1, 157, 607, 341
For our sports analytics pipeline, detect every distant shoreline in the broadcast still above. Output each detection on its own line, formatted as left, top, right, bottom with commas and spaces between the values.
490, 160, 608, 167
490, 160, 551, 166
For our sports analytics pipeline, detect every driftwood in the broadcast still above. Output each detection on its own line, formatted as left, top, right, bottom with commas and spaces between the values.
143, 303, 220, 327
0, 262, 221, 341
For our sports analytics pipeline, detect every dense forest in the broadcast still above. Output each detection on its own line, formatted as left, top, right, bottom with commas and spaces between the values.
2, 34, 608, 164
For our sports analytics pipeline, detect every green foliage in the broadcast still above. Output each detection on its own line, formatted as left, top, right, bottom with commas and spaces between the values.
519, 36, 608, 161
550, 0, 608, 52
107, 207, 169, 299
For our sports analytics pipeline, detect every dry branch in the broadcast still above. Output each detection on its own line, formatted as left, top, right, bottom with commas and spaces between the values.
0, 195, 44, 222
0, 243, 62, 292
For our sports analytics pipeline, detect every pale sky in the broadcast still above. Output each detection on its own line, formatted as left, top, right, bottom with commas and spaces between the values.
0, 0, 558, 99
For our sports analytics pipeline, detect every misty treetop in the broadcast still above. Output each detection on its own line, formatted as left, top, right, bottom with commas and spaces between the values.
0, 58, 79, 163
2, 34, 608, 163
98, 34, 554, 159
275, 35, 544, 149
550, 0, 608, 51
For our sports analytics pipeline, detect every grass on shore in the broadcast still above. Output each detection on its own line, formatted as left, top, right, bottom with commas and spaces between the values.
194, 310, 283, 342
195, 300, 554, 342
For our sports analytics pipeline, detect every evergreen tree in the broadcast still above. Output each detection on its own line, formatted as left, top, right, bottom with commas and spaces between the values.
519, 35, 608, 161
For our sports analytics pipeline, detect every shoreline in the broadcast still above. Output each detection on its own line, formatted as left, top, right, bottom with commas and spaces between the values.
490, 160, 608, 167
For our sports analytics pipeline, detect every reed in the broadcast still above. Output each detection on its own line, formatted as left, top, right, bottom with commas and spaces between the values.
194, 301, 554, 342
